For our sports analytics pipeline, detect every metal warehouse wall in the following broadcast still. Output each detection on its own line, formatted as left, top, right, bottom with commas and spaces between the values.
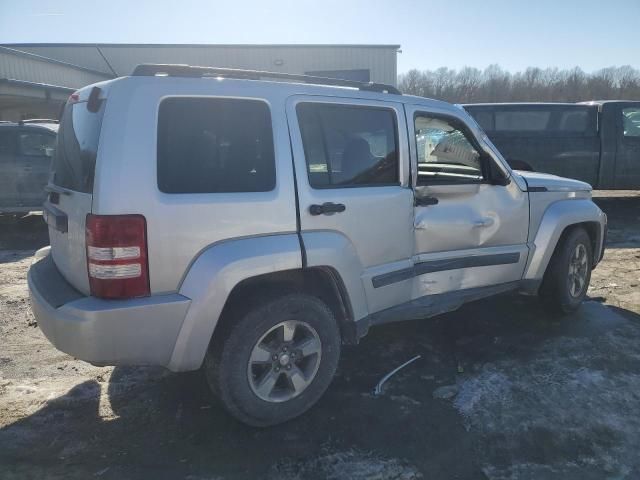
0, 47, 111, 88
5, 44, 399, 86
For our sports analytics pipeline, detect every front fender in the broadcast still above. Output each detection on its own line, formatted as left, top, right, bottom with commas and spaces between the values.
168, 234, 302, 371
523, 199, 606, 281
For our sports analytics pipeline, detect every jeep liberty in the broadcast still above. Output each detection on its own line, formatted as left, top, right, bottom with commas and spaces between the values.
28, 65, 607, 426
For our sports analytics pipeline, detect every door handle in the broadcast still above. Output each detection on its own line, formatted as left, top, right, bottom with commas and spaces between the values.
309, 202, 346, 216
415, 196, 439, 207
473, 217, 495, 228
23, 166, 33, 172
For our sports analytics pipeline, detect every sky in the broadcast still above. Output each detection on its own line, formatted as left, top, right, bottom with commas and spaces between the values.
0, 0, 638, 74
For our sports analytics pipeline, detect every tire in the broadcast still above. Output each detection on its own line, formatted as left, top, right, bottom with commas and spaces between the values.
540, 227, 593, 314
204, 293, 341, 427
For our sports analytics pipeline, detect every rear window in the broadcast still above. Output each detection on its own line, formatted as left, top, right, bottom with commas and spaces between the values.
157, 97, 275, 194
52, 101, 105, 193
465, 106, 597, 136
19, 131, 56, 157
495, 110, 551, 131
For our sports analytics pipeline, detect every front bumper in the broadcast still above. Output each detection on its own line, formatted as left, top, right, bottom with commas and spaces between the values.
28, 253, 191, 369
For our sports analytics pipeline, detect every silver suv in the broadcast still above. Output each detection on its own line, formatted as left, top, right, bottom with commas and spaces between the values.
28, 65, 607, 426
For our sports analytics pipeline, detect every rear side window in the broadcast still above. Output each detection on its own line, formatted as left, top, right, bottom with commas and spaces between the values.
495, 110, 551, 131
296, 103, 399, 188
53, 101, 105, 193
157, 97, 275, 194
466, 106, 596, 136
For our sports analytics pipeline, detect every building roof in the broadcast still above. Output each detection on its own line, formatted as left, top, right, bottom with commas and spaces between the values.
0, 43, 400, 80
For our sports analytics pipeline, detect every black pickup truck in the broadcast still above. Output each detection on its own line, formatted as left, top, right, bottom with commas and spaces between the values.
463, 101, 640, 189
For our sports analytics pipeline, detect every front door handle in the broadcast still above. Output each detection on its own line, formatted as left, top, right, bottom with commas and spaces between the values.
473, 217, 495, 228
309, 202, 346, 216
415, 196, 439, 207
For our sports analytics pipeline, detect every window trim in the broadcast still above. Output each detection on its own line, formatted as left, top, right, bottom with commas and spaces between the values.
412, 110, 492, 187
155, 95, 277, 195
293, 99, 403, 190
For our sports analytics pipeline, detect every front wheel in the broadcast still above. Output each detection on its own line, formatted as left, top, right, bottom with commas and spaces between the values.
204, 294, 341, 427
540, 227, 593, 314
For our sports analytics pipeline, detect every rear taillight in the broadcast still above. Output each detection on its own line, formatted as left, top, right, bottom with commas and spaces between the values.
86, 214, 150, 299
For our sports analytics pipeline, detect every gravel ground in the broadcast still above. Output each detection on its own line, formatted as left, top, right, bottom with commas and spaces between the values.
0, 191, 639, 479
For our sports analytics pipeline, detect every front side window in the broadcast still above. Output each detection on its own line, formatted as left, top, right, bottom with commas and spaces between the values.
296, 103, 399, 188
19, 132, 56, 157
622, 107, 640, 137
415, 114, 483, 185
157, 97, 276, 194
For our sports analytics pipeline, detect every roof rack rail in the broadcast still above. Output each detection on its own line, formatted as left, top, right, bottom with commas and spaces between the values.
131, 63, 401, 95
18, 118, 59, 124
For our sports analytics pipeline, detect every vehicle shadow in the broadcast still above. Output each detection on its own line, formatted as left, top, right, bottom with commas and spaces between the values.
593, 194, 640, 248
0, 213, 49, 251
0, 293, 637, 479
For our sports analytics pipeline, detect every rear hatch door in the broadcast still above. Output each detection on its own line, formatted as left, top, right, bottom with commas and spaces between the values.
44, 88, 106, 294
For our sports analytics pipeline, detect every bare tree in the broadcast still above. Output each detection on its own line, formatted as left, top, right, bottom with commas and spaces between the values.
398, 65, 640, 102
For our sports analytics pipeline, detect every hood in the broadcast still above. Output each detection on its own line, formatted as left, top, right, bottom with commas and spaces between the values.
516, 171, 592, 192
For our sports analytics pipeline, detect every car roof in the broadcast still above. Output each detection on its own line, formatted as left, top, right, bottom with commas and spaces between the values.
78, 68, 460, 116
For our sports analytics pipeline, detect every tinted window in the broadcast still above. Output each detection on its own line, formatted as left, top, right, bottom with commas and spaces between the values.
472, 111, 493, 132
297, 103, 398, 188
19, 132, 56, 157
157, 98, 275, 194
466, 106, 596, 136
0, 131, 16, 161
623, 107, 640, 137
53, 101, 106, 193
495, 110, 551, 131
415, 115, 483, 185
557, 109, 589, 132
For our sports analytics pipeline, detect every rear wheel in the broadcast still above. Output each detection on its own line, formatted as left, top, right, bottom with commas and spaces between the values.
204, 293, 341, 427
540, 227, 592, 314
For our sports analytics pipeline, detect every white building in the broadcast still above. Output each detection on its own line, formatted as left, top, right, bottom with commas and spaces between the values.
0, 43, 400, 120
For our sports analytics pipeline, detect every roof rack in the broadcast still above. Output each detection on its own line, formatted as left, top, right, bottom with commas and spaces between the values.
18, 118, 59, 125
132, 63, 401, 95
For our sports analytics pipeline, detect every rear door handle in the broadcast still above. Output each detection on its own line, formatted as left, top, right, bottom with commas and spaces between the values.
309, 202, 346, 216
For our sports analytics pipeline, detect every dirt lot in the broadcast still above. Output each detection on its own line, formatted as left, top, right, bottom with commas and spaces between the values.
1, 191, 639, 480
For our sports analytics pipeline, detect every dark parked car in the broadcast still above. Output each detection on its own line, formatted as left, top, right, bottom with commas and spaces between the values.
463, 101, 640, 189
0, 119, 57, 213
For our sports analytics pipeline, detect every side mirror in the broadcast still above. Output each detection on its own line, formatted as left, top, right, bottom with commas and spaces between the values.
491, 172, 511, 186
486, 156, 510, 186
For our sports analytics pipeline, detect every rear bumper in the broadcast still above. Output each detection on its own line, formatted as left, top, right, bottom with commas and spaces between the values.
28, 253, 191, 370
